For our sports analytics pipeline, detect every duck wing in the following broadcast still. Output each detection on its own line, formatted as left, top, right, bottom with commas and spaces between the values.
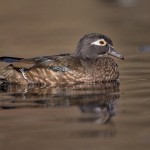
0, 54, 74, 70
0, 54, 83, 85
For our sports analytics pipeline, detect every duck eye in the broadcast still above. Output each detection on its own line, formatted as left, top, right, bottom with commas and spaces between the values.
99, 39, 106, 46
91, 39, 107, 46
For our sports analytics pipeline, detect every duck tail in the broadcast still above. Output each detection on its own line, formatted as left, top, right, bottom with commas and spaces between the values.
0, 68, 8, 85
0, 56, 23, 84
0, 65, 14, 84
0, 65, 29, 84
0, 56, 24, 84
0, 56, 23, 63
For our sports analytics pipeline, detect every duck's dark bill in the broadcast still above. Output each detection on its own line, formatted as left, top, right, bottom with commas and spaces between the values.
108, 46, 124, 60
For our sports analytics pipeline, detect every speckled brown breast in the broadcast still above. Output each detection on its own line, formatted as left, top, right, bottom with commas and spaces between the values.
0, 56, 119, 86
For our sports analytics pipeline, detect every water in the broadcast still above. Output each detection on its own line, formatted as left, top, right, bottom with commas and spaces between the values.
0, 0, 150, 150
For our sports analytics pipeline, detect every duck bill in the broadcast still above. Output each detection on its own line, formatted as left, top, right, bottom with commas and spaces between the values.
108, 46, 124, 60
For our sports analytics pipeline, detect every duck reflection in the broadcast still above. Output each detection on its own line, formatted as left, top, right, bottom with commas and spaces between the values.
78, 97, 117, 124
0, 81, 120, 124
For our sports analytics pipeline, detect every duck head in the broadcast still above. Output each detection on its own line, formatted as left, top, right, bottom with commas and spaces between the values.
74, 33, 124, 60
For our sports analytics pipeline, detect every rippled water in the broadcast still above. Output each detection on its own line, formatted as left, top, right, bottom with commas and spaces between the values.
0, 1, 150, 150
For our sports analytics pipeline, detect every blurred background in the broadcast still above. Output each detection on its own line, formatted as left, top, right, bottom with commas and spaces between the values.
0, 1, 150, 150
0, 0, 149, 57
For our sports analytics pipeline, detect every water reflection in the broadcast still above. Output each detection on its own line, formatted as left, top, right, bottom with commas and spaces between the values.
0, 81, 120, 124
73, 123, 116, 138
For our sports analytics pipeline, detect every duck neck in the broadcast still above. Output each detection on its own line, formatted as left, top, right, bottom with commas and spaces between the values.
74, 50, 99, 60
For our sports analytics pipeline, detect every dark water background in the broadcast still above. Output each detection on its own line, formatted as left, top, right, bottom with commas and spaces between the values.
0, 0, 150, 150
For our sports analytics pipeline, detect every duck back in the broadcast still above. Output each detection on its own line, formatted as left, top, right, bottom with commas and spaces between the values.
0, 55, 119, 86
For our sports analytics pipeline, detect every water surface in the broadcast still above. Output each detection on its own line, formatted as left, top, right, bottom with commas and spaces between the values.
0, 0, 150, 150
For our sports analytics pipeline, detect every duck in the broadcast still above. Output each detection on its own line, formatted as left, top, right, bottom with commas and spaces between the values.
0, 33, 124, 86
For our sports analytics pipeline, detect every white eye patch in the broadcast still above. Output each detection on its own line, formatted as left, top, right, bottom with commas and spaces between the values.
91, 39, 107, 46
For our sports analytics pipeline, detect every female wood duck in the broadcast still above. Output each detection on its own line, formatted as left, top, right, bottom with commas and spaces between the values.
0, 33, 124, 86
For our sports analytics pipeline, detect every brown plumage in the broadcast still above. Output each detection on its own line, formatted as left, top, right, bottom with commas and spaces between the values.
0, 33, 124, 86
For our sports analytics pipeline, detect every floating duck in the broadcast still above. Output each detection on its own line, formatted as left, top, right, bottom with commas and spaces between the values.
0, 33, 124, 86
